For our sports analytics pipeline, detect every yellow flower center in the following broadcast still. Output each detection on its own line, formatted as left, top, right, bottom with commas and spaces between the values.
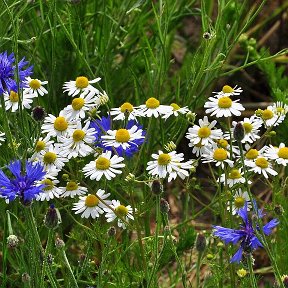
85, 194, 99, 207
234, 196, 245, 208
115, 129, 130, 143
75, 76, 89, 89
229, 168, 241, 179
218, 139, 228, 148
243, 122, 253, 133
170, 103, 181, 111
35, 140, 45, 152
120, 102, 134, 113
29, 79, 41, 90
43, 152, 56, 164
9, 91, 19, 102
218, 96, 232, 108
54, 116, 68, 132
198, 127, 211, 138
146, 97, 160, 109
96, 157, 110, 170
255, 157, 269, 169
72, 97, 85, 110
115, 205, 129, 217
222, 85, 234, 94
278, 147, 288, 159
73, 129, 85, 142
276, 107, 285, 114
245, 149, 258, 159
213, 148, 228, 161
41, 179, 54, 191
158, 153, 172, 165
262, 109, 274, 120
66, 181, 78, 191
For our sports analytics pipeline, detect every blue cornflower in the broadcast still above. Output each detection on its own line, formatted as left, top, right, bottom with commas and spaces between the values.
213, 202, 279, 263
0, 51, 33, 95
0, 160, 46, 203
90, 115, 146, 157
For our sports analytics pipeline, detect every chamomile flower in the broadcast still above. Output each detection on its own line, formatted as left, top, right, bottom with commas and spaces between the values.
229, 116, 262, 143
36, 178, 61, 201
59, 121, 95, 159
216, 139, 240, 157
62, 92, 100, 120
264, 143, 288, 166
41, 111, 77, 140
186, 116, 223, 147
101, 123, 145, 156
219, 168, 248, 187
146, 150, 193, 182
110, 102, 139, 121
271, 101, 288, 116
30, 135, 54, 161
229, 189, 252, 215
38, 144, 69, 174
256, 104, 286, 127
4, 90, 35, 112
201, 148, 233, 169
63, 76, 101, 97
60, 181, 88, 198
105, 199, 134, 229
204, 95, 245, 117
162, 103, 190, 119
213, 85, 243, 97
246, 156, 277, 178
72, 189, 111, 219
137, 97, 173, 118
23, 77, 48, 97
82, 151, 125, 181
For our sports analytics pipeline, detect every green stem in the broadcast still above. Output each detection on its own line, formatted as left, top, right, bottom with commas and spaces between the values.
247, 255, 258, 288
196, 251, 202, 287
60, 248, 79, 288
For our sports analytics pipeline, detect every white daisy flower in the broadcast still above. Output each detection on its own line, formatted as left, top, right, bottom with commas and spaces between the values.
201, 148, 233, 169
36, 178, 61, 201
62, 92, 100, 120
72, 189, 111, 219
204, 95, 245, 117
38, 144, 69, 174
105, 200, 134, 229
59, 121, 95, 159
63, 76, 101, 97
41, 111, 77, 140
82, 151, 125, 181
228, 189, 251, 215
23, 76, 48, 97
271, 101, 288, 115
216, 138, 240, 157
137, 97, 173, 118
60, 181, 88, 198
162, 103, 190, 120
4, 90, 35, 112
146, 150, 193, 182
110, 102, 139, 121
246, 156, 277, 179
219, 168, 250, 187
264, 143, 288, 166
0, 132, 5, 146
243, 146, 267, 166
213, 85, 243, 97
30, 135, 54, 161
190, 141, 215, 157
186, 116, 223, 147
257, 104, 286, 127
101, 125, 145, 151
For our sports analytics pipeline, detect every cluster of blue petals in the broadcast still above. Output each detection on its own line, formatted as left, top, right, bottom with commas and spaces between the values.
0, 51, 33, 95
90, 116, 146, 157
213, 202, 279, 263
0, 160, 46, 202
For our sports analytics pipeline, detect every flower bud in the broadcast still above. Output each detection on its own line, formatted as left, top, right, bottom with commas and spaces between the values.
206, 253, 214, 260
164, 141, 177, 152
237, 268, 247, 278
160, 198, 170, 214
195, 233, 206, 253
32, 106, 46, 121
7, 235, 19, 248
233, 122, 245, 142
186, 111, 196, 123
61, 174, 70, 181
151, 180, 163, 195
203, 32, 211, 40
55, 237, 65, 249
274, 204, 284, 216
44, 204, 61, 229
22, 272, 31, 283
107, 226, 116, 237
47, 254, 53, 265
255, 109, 263, 117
